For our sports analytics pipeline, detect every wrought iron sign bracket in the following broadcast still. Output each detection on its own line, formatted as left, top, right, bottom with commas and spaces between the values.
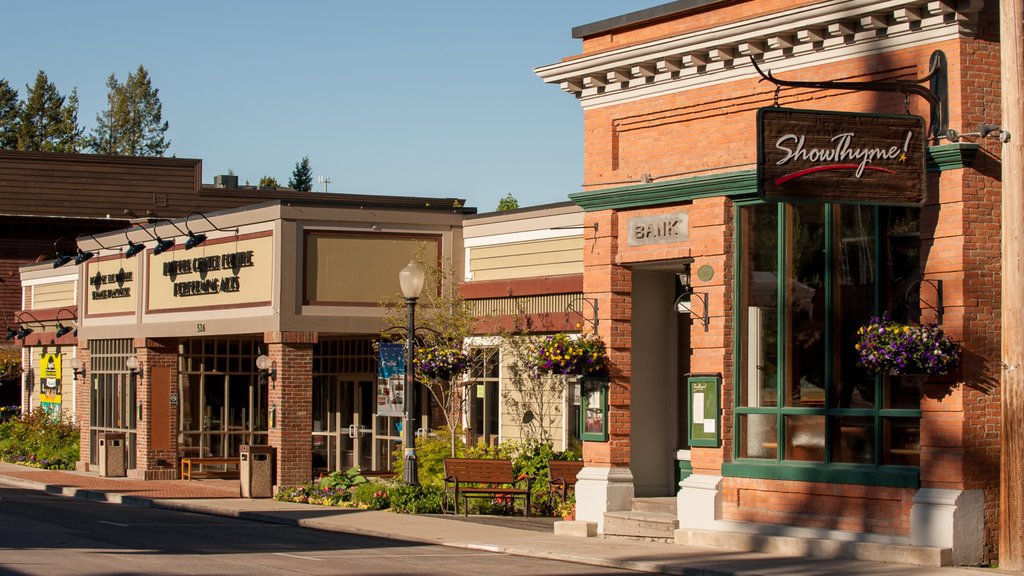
750, 51, 948, 139
565, 296, 599, 333
674, 291, 710, 332
905, 278, 944, 325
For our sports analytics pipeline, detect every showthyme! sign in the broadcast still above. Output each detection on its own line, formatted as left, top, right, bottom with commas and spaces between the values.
758, 108, 926, 206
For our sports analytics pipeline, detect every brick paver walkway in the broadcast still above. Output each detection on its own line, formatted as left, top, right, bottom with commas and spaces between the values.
1, 468, 240, 499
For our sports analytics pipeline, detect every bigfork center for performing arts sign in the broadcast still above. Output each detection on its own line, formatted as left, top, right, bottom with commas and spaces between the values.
758, 108, 927, 206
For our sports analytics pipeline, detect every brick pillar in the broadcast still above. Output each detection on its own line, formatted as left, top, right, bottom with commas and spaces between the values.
131, 337, 179, 480
265, 331, 316, 489
74, 345, 91, 471
576, 210, 635, 529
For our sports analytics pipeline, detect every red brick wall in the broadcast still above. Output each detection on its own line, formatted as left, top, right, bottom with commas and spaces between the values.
266, 331, 316, 488
722, 478, 916, 535
74, 345, 90, 470
133, 338, 179, 479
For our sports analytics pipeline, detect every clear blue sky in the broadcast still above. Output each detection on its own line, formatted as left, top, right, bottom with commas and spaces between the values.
5, 1, 658, 212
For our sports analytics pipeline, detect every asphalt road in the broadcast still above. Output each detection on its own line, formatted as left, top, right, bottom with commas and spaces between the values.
0, 483, 639, 576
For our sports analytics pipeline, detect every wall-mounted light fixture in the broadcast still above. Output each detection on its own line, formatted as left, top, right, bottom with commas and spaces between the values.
129, 223, 175, 256
124, 229, 146, 258
945, 122, 1012, 143
256, 354, 277, 388
14, 311, 45, 341
51, 237, 74, 268
125, 355, 141, 374
183, 212, 239, 250
674, 266, 710, 332
73, 233, 119, 266
55, 308, 77, 338
4, 327, 17, 340
69, 356, 85, 380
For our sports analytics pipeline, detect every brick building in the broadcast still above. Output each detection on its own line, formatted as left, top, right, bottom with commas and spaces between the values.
536, 0, 1000, 565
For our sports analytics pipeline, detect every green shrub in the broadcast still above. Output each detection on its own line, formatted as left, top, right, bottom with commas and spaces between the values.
388, 483, 443, 514
0, 408, 79, 470
392, 426, 467, 487
351, 480, 390, 510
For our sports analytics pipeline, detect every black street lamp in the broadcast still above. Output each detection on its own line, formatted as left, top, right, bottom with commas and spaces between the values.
399, 260, 425, 486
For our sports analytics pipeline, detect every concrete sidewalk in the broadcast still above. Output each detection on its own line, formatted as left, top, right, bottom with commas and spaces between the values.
0, 462, 1006, 576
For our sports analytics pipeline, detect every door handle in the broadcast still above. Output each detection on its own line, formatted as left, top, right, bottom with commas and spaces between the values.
347, 424, 358, 439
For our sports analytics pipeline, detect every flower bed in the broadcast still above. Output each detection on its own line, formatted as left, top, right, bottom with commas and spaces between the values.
855, 315, 960, 376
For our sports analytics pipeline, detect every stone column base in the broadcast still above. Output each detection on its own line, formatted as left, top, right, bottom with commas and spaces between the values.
677, 474, 722, 529
911, 488, 985, 565
575, 466, 634, 533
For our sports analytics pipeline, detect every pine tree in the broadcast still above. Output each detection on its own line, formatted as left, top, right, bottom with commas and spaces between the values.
289, 156, 314, 192
0, 79, 19, 149
56, 88, 83, 153
88, 65, 170, 156
16, 71, 67, 152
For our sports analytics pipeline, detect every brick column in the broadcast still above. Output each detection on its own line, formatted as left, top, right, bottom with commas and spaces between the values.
265, 331, 316, 489
131, 337, 179, 480
74, 345, 91, 471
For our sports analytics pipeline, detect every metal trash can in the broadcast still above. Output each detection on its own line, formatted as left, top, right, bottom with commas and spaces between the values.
98, 432, 127, 478
239, 445, 274, 498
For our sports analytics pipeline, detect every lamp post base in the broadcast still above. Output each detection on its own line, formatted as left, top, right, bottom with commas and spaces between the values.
403, 448, 419, 486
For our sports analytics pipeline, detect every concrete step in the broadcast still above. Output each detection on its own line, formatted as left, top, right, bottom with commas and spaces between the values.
629, 496, 677, 515
676, 528, 952, 567
603, 510, 679, 542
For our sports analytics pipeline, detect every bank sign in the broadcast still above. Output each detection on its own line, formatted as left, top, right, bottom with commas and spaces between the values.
758, 108, 926, 206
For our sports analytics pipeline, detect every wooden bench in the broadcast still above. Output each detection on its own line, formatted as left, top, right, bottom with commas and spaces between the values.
443, 458, 532, 516
548, 460, 584, 504
180, 456, 239, 481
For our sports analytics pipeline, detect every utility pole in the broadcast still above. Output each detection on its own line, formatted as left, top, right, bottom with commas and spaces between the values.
1000, 0, 1024, 569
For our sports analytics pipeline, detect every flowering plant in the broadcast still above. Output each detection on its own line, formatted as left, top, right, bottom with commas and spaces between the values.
855, 315, 960, 376
0, 349, 22, 381
533, 332, 609, 376
415, 344, 470, 380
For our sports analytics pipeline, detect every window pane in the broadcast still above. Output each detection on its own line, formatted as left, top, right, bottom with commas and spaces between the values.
883, 418, 920, 466
885, 373, 923, 409
741, 204, 779, 407
785, 415, 825, 462
830, 415, 874, 464
834, 205, 876, 408
883, 207, 923, 322
739, 413, 777, 459
787, 205, 826, 407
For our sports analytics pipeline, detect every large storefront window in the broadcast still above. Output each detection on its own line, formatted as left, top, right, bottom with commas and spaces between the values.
179, 338, 268, 460
733, 203, 922, 486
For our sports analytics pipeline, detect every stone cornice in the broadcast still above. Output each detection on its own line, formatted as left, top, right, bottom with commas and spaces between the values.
535, 0, 982, 110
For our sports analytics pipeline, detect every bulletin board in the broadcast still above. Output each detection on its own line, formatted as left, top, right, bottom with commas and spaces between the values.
687, 373, 721, 448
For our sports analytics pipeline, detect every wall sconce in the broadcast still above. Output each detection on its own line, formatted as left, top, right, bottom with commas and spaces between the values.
256, 354, 277, 387
69, 356, 85, 380
125, 355, 141, 374
674, 268, 710, 332
15, 326, 33, 340
4, 327, 16, 340
124, 229, 146, 258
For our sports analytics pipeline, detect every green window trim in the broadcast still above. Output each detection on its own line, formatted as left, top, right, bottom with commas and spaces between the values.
579, 376, 609, 442
731, 201, 924, 486
723, 461, 920, 488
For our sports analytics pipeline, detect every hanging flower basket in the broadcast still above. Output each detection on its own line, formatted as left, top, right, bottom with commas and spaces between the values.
414, 344, 469, 380
855, 315, 960, 376
532, 332, 609, 377
0, 351, 22, 382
